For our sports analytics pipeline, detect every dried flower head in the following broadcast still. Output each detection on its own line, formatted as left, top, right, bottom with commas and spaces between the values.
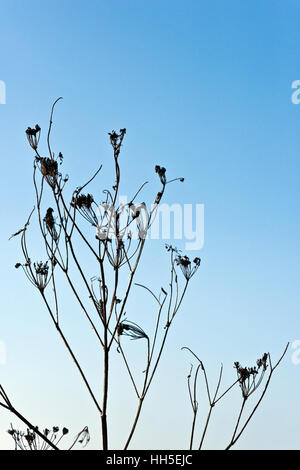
33, 261, 50, 291
16, 259, 51, 292
108, 128, 126, 155
234, 353, 268, 399
90, 276, 108, 319
43, 208, 59, 241
71, 193, 98, 226
77, 426, 90, 447
35, 157, 60, 187
40, 158, 58, 177
155, 165, 167, 185
8, 424, 71, 450
26, 125, 41, 150
72, 193, 94, 210
117, 321, 148, 340
175, 254, 201, 280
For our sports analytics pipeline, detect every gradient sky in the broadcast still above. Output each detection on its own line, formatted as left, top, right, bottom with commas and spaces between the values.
0, 0, 300, 450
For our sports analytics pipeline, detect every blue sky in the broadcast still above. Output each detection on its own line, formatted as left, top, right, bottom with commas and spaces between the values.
0, 0, 300, 450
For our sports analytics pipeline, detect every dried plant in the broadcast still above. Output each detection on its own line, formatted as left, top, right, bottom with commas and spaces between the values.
4, 98, 200, 450
182, 344, 288, 450
1, 98, 288, 450
0, 384, 59, 450
8, 424, 89, 450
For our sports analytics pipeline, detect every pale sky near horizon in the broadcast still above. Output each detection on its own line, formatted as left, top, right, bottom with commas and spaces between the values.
0, 0, 300, 450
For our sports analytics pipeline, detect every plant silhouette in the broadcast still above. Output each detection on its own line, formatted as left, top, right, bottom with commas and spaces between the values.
0, 99, 288, 450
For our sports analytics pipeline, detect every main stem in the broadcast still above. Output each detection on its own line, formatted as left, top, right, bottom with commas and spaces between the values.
100, 253, 109, 450
124, 399, 143, 450
101, 335, 109, 450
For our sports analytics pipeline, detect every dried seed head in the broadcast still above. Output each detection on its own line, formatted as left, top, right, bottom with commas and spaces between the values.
155, 165, 167, 185
118, 321, 148, 340
108, 128, 126, 154
175, 254, 201, 280
26, 125, 41, 150
72, 193, 94, 210
38, 158, 59, 185
44, 208, 55, 230
234, 353, 269, 399
34, 261, 49, 276
31, 261, 50, 292
71, 193, 98, 226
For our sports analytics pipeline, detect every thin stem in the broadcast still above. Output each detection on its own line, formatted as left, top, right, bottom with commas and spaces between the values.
41, 292, 102, 414
198, 364, 223, 450
232, 398, 247, 445
124, 399, 143, 450
47, 97, 63, 159
189, 365, 200, 450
